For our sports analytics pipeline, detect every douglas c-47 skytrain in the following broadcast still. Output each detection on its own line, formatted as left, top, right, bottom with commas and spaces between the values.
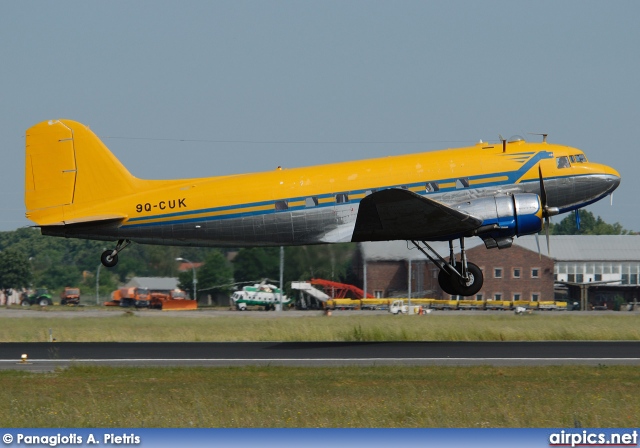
25, 120, 620, 296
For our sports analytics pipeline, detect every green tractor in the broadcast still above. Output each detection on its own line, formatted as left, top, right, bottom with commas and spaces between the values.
21, 288, 53, 307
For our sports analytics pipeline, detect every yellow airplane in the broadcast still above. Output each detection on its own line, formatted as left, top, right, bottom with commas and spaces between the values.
25, 119, 620, 296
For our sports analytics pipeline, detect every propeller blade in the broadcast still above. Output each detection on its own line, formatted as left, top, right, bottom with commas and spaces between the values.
575, 209, 581, 231
535, 232, 541, 260
545, 216, 551, 256
538, 165, 548, 209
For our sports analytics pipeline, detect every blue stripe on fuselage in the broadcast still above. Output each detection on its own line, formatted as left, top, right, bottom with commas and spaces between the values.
122, 151, 556, 229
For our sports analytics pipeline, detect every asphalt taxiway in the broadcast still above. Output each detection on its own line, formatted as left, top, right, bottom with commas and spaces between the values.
0, 341, 638, 371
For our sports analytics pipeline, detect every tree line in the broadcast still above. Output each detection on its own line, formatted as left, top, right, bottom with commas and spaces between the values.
0, 227, 357, 301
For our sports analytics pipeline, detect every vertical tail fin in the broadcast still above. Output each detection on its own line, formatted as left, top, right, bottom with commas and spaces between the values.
25, 119, 137, 225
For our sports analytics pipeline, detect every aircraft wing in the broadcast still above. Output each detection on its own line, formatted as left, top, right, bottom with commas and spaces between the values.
352, 188, 482, 241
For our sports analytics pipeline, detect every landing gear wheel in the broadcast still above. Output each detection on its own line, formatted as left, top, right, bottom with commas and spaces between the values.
101, 250, 118, 267
438, 269, 458, 295
452, 262, 483, 296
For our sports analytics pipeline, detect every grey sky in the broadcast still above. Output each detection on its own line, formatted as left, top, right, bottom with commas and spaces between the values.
1, 1, 637, 232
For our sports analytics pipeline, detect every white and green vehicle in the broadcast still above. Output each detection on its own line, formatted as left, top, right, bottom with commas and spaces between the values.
231, 283, 289, 311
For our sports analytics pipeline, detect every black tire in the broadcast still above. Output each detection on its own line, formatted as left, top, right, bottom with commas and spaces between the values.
101, 250, 118, 267
38, 298, 50, 306
61, 299, 67, 305
438, 269, 458, 295
21, 300, 31, 307
451, 262, 484, 297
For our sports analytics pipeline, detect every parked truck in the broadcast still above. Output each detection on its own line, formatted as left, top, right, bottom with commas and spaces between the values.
149, 289, 197, 311
388, 299, 423, 315
60, 287, 81, 305
105, 287, 150, 308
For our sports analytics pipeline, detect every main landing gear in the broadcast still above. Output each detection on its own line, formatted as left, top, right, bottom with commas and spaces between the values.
100, 239, 132, 267
410, 239, 484, 297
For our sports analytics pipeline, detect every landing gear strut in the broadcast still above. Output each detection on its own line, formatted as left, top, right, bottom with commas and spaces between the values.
100, 239, 131, 267
410, 239, 484, 297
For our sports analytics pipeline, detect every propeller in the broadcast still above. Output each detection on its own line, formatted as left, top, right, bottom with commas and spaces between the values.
538, 165, 559, 255
575, 209, 581, 231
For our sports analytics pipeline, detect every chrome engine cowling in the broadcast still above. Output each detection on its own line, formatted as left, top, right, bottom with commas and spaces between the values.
453, 193, 543, 249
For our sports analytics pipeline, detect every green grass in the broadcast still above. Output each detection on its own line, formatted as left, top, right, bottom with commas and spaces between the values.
0, 364, 637, 427
0, 312, 639, 342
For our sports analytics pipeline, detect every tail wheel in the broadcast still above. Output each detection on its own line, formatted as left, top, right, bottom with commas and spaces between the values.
101, 250, 118, 267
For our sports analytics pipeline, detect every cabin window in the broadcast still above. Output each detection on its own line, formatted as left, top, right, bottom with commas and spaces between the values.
556, 156, 571, 169
335, 193, 349, 204
305, 197, 319, 208
425, 181, 440, 193
274, 200, 289, 211
455, 178, 470, 189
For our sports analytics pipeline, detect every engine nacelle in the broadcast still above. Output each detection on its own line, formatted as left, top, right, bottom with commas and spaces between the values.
453, 194, 543, 249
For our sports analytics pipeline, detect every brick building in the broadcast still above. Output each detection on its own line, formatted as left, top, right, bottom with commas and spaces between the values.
357, 238, 554, 301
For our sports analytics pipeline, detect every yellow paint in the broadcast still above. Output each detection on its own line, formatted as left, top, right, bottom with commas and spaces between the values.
469, 176, 509, 185
24, 119, 620, 227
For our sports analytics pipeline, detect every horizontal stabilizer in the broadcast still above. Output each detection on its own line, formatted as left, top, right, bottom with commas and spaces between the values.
61, 214, 127, 225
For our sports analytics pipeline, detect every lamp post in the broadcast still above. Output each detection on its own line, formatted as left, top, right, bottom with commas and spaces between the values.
176, 257, 197, 301
96, 248, 106, 305
96, 263, 102, 305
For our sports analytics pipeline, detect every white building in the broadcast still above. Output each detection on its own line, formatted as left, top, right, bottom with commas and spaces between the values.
515, 235, 640, 285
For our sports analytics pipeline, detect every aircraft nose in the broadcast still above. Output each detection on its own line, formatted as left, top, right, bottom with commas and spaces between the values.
603, 166, 621, 194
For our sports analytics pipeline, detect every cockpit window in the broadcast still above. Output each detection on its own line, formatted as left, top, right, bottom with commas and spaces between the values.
556, 156, 571, 169
575, 154, 587, 163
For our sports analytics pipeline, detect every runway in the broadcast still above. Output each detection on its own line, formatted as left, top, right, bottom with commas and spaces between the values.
0, 341, 639, 371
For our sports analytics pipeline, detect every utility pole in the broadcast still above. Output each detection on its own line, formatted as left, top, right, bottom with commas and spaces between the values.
95, 263, 101, 305
278, 246, 284, 311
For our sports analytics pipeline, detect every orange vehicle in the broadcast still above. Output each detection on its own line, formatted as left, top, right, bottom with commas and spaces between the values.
149, 289, 197, 311
105, 287, 150, 308
60, 287, 81, 305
